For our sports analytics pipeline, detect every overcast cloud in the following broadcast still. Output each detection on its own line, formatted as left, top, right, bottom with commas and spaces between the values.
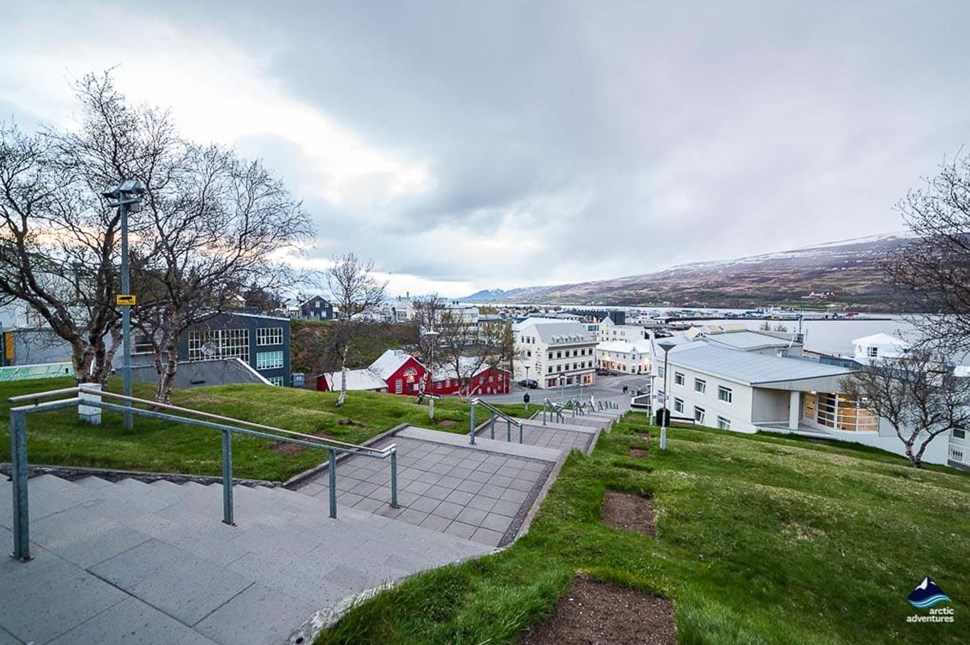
2, 0, 969, 297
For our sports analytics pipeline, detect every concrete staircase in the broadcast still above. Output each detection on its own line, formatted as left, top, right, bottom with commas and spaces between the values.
0, 407, 626, 644
0, 474, 488, 645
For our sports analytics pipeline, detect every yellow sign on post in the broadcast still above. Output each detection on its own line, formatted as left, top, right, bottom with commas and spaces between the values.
116, 294, 137, 306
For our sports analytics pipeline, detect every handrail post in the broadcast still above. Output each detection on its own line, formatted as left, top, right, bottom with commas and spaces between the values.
470, 401, 477, 445
490, 413, 496, 439
328, 449, 337, 519
506, 418, 511, 442
518, 422, 523, 444
390, 449, 399, 508
221, 429, 234, 526
10, 409, 30, 561
542, 400, 547, 426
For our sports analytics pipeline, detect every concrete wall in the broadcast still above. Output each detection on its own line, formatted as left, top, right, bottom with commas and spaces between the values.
750, 389, 790, 425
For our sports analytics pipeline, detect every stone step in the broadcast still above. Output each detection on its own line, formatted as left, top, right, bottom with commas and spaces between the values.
1, 473, 491, 645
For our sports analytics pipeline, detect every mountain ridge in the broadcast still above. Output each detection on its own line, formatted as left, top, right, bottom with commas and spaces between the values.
463, 233, 915, 310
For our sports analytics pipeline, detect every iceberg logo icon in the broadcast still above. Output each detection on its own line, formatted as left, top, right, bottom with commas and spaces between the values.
908, 576, 952, 609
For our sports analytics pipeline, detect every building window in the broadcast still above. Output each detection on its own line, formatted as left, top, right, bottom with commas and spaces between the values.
953, 429, 966, 439
658, 366, 665, 378
867, 346, 878, 358
674, 372, 684, 386
717, 416, 731, 430
133, 334, 154, 355
674, 397, 684, 413
256, 351, 284, 370
694, 406, 706, 424
694, 378, 706, 394
257, 327, 283, 346
267, 376, 284, 386
395, 379, 403, 394
188, 328, 250, 362
807, 392, 878, 432
718, 386, 733, 403
548, 352, 553, 360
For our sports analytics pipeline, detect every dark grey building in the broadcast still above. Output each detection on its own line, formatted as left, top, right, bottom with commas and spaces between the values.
299, 296, 335, 321
178, 312, 292, 387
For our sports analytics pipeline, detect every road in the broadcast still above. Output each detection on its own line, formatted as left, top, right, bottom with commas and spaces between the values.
482, 373, 652, 410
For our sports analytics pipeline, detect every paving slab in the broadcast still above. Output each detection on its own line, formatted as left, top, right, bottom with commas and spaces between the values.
0, 549, 129, 644
194, 583, 316, 645
47, 596, 217, 645
89, 538, 254, 626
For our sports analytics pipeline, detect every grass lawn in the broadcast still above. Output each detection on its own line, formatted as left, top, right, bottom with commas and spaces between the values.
0, 377, 528, 481
319, 414, 969, 644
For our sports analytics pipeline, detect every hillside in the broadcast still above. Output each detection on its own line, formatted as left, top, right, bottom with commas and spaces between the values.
464, 233, 916, 310
320, 415, 968, 643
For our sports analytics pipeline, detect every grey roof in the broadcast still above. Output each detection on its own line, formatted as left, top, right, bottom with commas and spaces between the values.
521, 320, 595, 345
669, 343, 855, 385
704, 330, 796, 351
130, 358, 269, 388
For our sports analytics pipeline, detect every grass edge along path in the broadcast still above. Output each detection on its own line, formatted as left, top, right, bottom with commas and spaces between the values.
0, 377, 529, 482
317, 414, 969, 644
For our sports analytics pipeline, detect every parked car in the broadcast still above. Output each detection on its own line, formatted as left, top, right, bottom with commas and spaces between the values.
518, 379, 539, 389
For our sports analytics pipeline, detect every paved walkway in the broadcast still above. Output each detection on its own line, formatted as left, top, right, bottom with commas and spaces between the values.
296, 427, 562, 547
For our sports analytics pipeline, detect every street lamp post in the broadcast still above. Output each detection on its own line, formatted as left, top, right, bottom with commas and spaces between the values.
560, 374, 565, 403
524, 365, 530, 383
422, 329, 439, 420
657, 339, 677, 451
102, 180, 145, 429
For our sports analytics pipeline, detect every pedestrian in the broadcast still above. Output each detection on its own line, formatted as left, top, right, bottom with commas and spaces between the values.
523, 392, 531, 409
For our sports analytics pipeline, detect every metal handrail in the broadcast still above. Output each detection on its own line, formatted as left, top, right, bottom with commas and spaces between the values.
542, 398, 565, 425
468, 398, 524, 445
7, 387, 398, 562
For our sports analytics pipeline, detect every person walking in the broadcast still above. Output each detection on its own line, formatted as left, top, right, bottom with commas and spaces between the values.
523, 392, 531, 409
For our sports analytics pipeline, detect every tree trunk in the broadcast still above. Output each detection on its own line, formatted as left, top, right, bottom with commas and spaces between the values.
904, 440, 920, 468
155, 343, 179, 404
336, 344, 350, 408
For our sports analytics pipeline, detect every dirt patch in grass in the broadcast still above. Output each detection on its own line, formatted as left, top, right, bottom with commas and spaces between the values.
628, 447, 649, 458
602, 490, 656, 537
268, 431, 335, 456
437, 420, 458, 428
523, 574, 675, 644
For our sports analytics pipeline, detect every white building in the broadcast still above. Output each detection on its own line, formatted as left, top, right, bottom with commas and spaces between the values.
652, 338, 952, 466
852, 333, 910, 364
596, 340, 652, 375
597, 316, 647, 343
514, 318, 597, 389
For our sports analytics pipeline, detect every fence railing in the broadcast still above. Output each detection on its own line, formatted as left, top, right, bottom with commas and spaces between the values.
542, 398, 565, 425
469, 398, 525, 444
6, 386, 398, 562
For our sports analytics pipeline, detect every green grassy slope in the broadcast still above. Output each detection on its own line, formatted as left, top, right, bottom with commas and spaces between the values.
319, 416, 969, 644
0, 377, 526, 481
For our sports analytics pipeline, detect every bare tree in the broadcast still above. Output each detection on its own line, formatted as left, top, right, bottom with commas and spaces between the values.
131, 144, 312, 403
887, 153, 970, 351
842, 350, 970, 468
0, 73, 174, 384
325, 253, 387, 407
413, 298, 513, 399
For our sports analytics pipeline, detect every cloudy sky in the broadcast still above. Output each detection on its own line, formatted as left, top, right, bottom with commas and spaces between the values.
2, 1, 969, 297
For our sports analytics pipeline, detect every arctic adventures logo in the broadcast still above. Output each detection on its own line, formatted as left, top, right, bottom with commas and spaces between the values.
906, 576, 954, 624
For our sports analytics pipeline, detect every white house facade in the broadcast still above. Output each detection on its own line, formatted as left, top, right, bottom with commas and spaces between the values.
597, 316, 647, 343
653, 339, 952, 466
851, 333, 910, 364
596, 340, 652, 375
514, 318, 597, 389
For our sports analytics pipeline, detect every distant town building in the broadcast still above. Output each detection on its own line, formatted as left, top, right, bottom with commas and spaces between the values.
851, 333, 910, 364
596, 340, 652, 375
597, 316, 647, 343
514, 317, 597, 389
298, 296, 336, 321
